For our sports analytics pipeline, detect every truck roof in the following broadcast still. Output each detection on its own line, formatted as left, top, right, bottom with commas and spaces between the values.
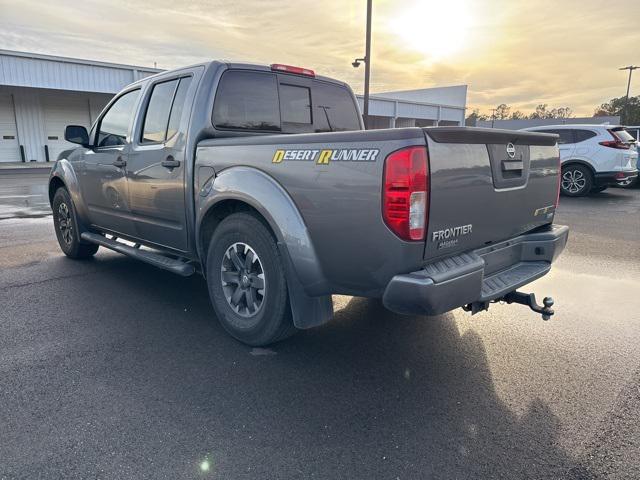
129, 60, 349, 89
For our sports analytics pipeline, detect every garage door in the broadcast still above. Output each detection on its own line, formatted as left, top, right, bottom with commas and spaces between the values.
43, 94, 91, 161
0, 94, 21, 163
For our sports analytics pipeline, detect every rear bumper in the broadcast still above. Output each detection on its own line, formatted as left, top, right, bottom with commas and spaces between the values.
594, 170, 638, 186
382, 224, 569, 316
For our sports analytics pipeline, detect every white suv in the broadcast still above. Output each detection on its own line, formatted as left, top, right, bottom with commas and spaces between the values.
522, 125, 638, 196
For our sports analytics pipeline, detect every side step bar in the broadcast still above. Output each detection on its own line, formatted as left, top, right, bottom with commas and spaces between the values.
80, 232, 195, 277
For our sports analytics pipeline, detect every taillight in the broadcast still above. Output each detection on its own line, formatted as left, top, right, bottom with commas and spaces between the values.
600, 130, 631, 149
555, 153, 561, 207
382, 146, 429, 241
599, 140, 630, 149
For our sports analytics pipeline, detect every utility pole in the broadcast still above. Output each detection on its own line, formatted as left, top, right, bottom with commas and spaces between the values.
353, 0, 372, 129
490, 108, 497, 128
363, 0, 372, 128
619, 65, 638, 124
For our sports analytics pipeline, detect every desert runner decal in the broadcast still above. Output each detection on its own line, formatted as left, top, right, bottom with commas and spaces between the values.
272, 148, 380, 164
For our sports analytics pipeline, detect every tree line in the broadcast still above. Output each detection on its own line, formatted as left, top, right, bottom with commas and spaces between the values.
467, 95, 640, 125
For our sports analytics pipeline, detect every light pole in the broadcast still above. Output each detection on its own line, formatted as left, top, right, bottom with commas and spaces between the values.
619, 65, 638, 124
352, 0, 372, 129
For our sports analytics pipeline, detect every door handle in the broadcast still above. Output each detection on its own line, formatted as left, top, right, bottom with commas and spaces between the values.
502, 160, 523, 171
161, 156, 181, 169
112, 156, 127, 168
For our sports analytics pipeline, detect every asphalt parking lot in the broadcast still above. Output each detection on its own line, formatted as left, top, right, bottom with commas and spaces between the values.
1, 172, 639, 479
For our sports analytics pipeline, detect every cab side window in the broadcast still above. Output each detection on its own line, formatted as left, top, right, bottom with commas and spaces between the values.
96, 89, 141, 147
141, 79, 179, 143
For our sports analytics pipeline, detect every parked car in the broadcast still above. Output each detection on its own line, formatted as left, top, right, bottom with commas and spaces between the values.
49, 61, 567, 346
622, 126, 640, 186
521, 125, 638, 196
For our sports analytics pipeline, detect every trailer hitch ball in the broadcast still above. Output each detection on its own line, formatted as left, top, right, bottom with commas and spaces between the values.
541, 297, 554, 321
504, 291, 555, 321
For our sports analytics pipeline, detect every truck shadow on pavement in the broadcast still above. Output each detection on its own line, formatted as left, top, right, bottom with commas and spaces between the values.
3, 253, 588, 479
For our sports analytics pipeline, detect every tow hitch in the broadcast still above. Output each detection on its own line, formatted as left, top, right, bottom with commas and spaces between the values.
463, 291, 555, 320
503, 291, 555, 320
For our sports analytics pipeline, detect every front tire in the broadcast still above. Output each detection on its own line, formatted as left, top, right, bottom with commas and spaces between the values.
206, 212, 295, 346
561, 165, 592, 197
52, 188, 99, 259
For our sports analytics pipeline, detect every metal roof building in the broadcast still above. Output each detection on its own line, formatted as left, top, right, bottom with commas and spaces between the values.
0, 49, 467, 163
357, 85, 467, 129
0, 49, 160, 162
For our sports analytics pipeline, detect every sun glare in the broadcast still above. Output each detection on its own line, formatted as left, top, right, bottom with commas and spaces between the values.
388, 0, 472, 60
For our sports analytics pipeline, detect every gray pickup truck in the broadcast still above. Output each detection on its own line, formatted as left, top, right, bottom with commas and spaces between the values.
49, 61, 568, 346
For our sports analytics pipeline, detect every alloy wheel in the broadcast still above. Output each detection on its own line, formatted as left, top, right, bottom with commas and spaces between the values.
562, 169, 586, 194
57, 202, 73, 245
220, 242, 266, 317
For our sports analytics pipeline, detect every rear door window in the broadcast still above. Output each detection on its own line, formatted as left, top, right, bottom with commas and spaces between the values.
538, 129, 574, 144
166, 77, 193, 140
574, 129, 597, 143
213, 71, 280, 132
141, 79, 179, 143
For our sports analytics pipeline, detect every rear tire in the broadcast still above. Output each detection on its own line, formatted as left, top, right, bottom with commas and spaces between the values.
561, 165, 592, 197
52, 188, 99, 259
206, 212, 296, 346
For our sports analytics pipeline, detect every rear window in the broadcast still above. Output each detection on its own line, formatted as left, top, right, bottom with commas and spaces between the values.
611, 127, 635, 143
574, 129, 597, 143
213, 71, 280, 132
212, 70, 361, 134
280, 84, 312, 124
626, 128, 640, 140
313, 82, 361, 132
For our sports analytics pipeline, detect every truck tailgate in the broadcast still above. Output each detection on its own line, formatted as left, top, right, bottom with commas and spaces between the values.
423, 127, 559, 260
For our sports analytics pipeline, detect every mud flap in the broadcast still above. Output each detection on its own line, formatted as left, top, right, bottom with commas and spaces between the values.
277, 242, 333, 329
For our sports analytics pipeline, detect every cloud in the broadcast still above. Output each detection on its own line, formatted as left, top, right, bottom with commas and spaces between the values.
1, 0, 639, 116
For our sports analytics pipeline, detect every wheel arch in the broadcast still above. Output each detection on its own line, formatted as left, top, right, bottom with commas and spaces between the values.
562, 159, 596, 177
196, 167, 333, 330
196, 166, 327, 295
48, 176, 66, 204
48, 159, 91, 226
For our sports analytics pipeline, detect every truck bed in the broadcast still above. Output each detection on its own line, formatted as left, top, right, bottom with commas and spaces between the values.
196, 126, 560, 297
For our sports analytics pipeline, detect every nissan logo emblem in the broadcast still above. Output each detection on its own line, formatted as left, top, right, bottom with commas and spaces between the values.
506, 143, 516, 158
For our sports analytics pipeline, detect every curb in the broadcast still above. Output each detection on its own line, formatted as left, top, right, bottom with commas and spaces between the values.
0, 162, 52, 174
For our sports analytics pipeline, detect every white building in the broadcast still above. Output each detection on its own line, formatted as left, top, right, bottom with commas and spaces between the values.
358, 85, 467, 129
0, 50, 160, 163
0, 49, 467, 163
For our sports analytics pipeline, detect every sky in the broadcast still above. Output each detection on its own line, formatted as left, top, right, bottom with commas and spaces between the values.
1, 0, 639, 116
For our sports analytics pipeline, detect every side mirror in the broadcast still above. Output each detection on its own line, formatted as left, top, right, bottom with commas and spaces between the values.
64, 125, 90, 147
